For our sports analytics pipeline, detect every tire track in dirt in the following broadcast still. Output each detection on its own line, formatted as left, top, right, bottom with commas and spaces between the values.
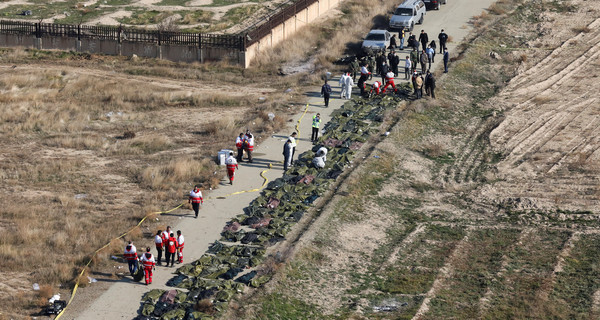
440, 116, 501, 185
482, 17, 600, 211
477, 228, 533, 316
411, 230, 472, 320
503, 18, 600, 98
536, 231, 579, 302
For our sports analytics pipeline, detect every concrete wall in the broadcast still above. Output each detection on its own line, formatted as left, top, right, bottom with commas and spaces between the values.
0, 0, 342, 67
242, 0, 342, 67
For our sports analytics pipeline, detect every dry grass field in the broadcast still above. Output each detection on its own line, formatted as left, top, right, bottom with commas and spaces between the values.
0, 49, 318, 318
0, 0, 401, 315
225, 0, 600, 319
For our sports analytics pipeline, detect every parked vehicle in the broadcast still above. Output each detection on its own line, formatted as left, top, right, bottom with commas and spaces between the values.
362, 29, 391, 52
423, 0, 446, 10
389, 0, 426, 32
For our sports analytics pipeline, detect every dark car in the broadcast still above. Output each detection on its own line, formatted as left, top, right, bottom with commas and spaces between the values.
423, 0, 446, 10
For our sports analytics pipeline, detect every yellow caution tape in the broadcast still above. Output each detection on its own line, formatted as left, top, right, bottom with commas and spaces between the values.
56, 103, 311, 319
54, 203, 183, 320
295, 103, 310, 136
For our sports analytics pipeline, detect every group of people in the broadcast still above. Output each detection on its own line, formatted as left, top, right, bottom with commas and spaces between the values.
411, 70, 437, 99
335, 28, 451, 100
124, 226, 185, 285
235, 130, 255, 163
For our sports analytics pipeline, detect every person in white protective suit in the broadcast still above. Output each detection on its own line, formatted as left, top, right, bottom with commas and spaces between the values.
312, 147, 328, 169
343, 72, 354, 100
339, 73, 348, 99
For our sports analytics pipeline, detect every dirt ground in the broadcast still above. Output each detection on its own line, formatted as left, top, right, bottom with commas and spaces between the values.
2, 0, 600, 318
227, 0, 600, 319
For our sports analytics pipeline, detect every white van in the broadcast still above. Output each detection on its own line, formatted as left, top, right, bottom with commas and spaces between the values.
389, 0, 426, 32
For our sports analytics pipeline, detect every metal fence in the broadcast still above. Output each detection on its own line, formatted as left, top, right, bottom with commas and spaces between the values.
0, 20, 244, 49
243, 0, 318, 46
0, 0, 319, 51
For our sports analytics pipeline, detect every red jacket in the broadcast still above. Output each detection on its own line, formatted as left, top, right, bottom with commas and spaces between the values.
166, 236, 178, 254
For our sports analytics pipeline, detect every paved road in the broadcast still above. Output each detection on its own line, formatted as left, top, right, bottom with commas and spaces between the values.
65, 0, 496, 318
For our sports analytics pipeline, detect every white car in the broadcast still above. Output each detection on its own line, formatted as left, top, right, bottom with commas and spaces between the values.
361, 30, 391, 52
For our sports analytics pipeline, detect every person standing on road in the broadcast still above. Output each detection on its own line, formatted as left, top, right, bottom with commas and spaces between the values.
390, 51, 400, 76
235, 133, 244, 162
124, 241, 138, 276
358, 64, 370, 96
189, 186, 203, 218
283, 139, 292, 171
419, 30, 429, 52
411, 70, 418, 95
349, 57, 360, 81
410, 48, 418, 73
420, 49, 429, 74
225, 151, 238, 185
176, 230, 184, 264
165, 232, 178, 267
154, 230, 163, 266
375, 52, 384, 75
161, 226, 171, 245
379, 61, 389, 85
339, 72, 348, 99
289, 132, 298, 162
390, 34, 398, 49
429, 40, 437, 62
243, 132, 254, 163
140, 247, 156, 285
438, 29, 448, 53
404, 56, 412, 80
320, 79, 332, 107
426, 45, 434, 69
367, 55, 376, 80
399, 28, 406, 50
425, 70, 436, 98
416, 73, 424, 99
343, 71, 354, 99
443, 48, 449, 73
311, 113, 322, 142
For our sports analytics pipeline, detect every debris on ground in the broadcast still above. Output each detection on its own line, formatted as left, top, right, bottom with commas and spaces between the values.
137, 93, 407, 317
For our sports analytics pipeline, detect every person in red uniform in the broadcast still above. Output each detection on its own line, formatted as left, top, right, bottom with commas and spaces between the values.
243, 132, 254, 163
140, 247, 156, 285
176, 230, 185, 264
188, 186, 203, 218
161, 226, 171, 245
370, 81, 382, 95
165, 232, 178, 267
154, 230, 163, 265
225, 152, 238, 185
382, 71, 398, 94
235, 133, 244, 162
123, 241, 138, 276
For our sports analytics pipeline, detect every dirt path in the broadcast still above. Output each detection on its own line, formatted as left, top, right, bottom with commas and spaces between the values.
60, 71, 343, 319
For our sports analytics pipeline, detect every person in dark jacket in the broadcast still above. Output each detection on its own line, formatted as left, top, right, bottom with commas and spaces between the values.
389, 34, 398, 49
390, 51, 400, 76
429, 40, 437, 62
424, 71, 436, 98
379, 61, 389, 84
283, 139, 292, 171
438, 29, 448, 53
408, 33, 416, 50
320, 79, 332, 107
418, 30, 429, 52
443, 48, 449, 73
419, 49, 428, 74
